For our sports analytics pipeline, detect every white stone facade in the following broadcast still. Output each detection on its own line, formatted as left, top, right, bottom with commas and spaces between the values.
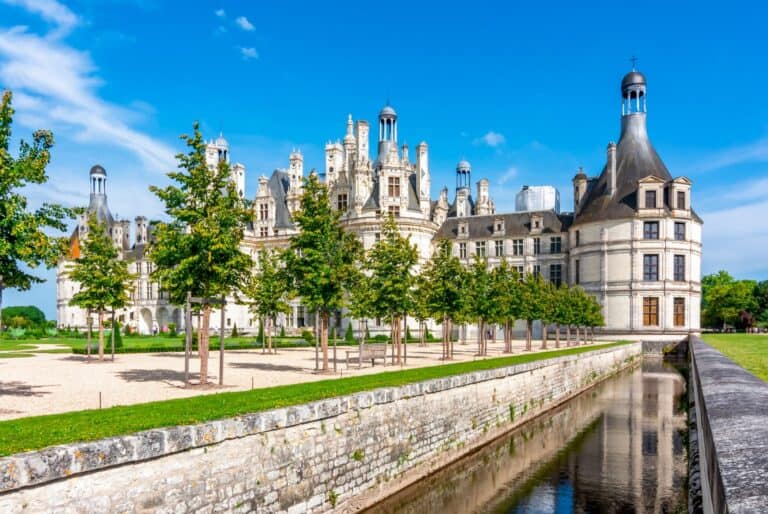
56, 70, 701, 336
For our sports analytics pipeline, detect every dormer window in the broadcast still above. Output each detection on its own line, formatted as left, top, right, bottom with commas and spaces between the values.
458, 221, 468, 238
493, 217, 505, 235
337, 194, 348, 211
676, 191, 686, 210
645, 190, 657, 209
530, 214, 543, 234
259, 203, 269, 221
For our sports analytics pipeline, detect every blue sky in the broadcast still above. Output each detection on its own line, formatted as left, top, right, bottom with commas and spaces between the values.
2, 0, 768, 318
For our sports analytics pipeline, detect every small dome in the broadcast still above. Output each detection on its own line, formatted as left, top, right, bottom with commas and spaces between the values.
379, 105, 397, 117
621, 70, 646, 92
215, 135, 228, 147
90, 164, 106, 176
456, 159, 471, 171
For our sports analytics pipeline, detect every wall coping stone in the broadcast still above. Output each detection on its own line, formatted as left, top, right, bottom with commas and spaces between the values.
0, 343, 639, 494
690, 336, 768, 513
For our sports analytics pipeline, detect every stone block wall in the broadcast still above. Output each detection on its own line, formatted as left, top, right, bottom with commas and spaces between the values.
0, 343, 640, 513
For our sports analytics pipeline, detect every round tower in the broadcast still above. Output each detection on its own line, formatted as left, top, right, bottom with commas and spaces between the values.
621, 69, 646, 116
377, 103, 397, 158
456, 159, 471, 191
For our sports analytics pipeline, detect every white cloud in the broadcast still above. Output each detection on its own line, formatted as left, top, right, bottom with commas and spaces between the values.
1, 0, 80, 37
688, 137, 768, 174
235, 16, 254, 31
700, 200, 768, 277
474, 130, 505, 147
497, 166, 518, 185
0, 24, 176, 172
240, 47, 258, 60
214, 8, 225, 17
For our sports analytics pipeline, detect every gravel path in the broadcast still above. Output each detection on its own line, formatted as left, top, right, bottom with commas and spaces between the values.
0, 339, 611, 420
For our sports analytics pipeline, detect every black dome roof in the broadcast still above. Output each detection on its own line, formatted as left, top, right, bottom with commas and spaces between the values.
90, 164, 106, 176
621, 71, 646, 91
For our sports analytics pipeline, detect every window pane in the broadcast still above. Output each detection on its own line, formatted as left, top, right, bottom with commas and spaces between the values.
674, 255, 685, 281
643, 297, 659, 326
674, 298, 685, 326
550, 237, 561, 253
677, 191, 686, 209
674, 222, 685, 241
645, 190, 657, 208
643, 221, 659, 240
643, 254, 658, 281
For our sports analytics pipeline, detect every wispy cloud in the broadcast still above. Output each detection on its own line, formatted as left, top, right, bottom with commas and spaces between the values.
240, 47, 258, 60
235, 16, 254, 31
687, 137, 768, 174
214, 8, 225, 18
474, 130, 505, 147
700, 200, 768, 277
0, 4, 176, 172
497, 166, 518, 184
2, 0, 80, 38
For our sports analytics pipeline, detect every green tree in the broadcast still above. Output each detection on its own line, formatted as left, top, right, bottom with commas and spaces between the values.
349, 273, 374, 344
755, 280, 768, 324
491, 260, 522, 353
283, 172, 362, 372
241, 250, 290, 353
701, 271, 758, 328
0, 91, 72, 336
519, 273, 545, 351
68, 214, 134, 360
466, 256, 494, 356
411, 272, 432, 347
421, 239, 466, 360
538, 280, 558, 350
365, 215, 418, 364
551, 284, 572, 348
1, 306, 46, 327
149, 122, 252, 384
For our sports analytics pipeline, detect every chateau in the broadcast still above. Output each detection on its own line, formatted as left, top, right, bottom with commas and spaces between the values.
57, 69, 702, 337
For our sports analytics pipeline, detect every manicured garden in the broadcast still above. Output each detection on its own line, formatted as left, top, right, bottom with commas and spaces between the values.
0, 341, 631, 456
701, 333, 768, 382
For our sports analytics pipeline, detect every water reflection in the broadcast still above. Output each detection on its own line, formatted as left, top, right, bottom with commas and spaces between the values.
366, 358, 688, 514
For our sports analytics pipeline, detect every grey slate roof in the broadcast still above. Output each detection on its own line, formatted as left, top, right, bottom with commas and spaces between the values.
268, 170, 295, 229
407, 174, 421, 211
574, 115, 702, 225
446, 192, 474, 218
435, 210, 573, 240
362, 179, 380, 211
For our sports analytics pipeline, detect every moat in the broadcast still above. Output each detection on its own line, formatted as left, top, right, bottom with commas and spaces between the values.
367, 358, 689, 514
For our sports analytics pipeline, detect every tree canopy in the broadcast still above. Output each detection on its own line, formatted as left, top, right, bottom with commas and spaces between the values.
241, 249, 290, 353
149, 122, 252, 383
0, 90, 72, 334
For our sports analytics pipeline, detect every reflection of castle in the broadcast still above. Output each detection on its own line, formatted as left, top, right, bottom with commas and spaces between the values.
369, 360, 688, 514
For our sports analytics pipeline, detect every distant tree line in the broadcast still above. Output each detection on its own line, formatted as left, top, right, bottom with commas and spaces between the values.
702, 270, 768, 330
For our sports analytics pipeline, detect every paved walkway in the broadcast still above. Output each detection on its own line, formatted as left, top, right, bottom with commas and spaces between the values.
0, 339, 610, 420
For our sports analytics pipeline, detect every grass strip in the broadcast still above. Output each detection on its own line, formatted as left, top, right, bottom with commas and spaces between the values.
0, 352, 34, 359
0, 341, 631, 456
701, 334, 768, 382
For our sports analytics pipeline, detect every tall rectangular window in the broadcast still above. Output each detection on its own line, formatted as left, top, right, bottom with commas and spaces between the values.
388, 205, 400, 217
259, 227, 268, 238
674, 255, 685, 281
643, 254, 659, 281
674, 222, 686, 241
459, 242, 467, 259
645, 190, 657, 208
674, 298, 685, 327
475, 241, 486, 257
677, 191, 686, 209
388, 177, 400, 197
533, 264, 541, 278
643, 297, 659, 326
575, 230, 580, 246
495, 240, 504, 257
515, 265, 524, 277
549, 264, 562, 286
513, 239, 523, 256
575, 259, 580, 285
643, 221, 659, 240
550, 236, 562, 253
259, 203, 269, 220
533, 237, 541, 255
337, 193, 348, 211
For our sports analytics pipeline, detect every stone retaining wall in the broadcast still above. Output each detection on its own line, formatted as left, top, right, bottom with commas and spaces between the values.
689, 336, 768, 514
0, 344, 641, 513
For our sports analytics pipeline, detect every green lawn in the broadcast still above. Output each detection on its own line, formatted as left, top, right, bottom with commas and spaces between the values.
701, 334, 768, 382
0, 341, 631, 456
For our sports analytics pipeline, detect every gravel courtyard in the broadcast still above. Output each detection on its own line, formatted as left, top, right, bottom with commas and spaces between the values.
0, 339, 610, 420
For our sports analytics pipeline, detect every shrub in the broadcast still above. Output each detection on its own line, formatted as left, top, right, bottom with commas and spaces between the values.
167, 323, 177, 337
279, 326, 286, 338
1, 306, 45, 326
257, 320, 264, 342
112, 321, 123, 349
425, 326, 432, 339
231, 324, 239, 337
406, 326, 412, 341
365, 327, 371, 340
344, 324, 355, 343
301, 330, 314, 345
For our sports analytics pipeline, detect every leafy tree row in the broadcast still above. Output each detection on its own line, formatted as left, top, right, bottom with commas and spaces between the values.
702, 270, 768, 329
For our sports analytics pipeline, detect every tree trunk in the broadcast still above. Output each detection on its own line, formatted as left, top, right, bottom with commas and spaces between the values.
477, 319, 483, 356
526, 320, 532, 351
504, 321, 510, 353
555, 324, 561, 348
199, 304, 211, 384
393, 315, 402, 365
98, 309, 105, 361
575, 325, 580, 346
541, 321, 548, 350
320, 312, 329, 372
267, 317, 273, 353
0, 281, 4, 338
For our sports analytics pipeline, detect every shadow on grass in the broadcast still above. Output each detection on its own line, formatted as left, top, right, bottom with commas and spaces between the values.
227, 362, 305, 373
0, 381, 55, 397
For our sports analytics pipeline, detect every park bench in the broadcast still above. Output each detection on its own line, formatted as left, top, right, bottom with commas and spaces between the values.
346, 342, 387, 368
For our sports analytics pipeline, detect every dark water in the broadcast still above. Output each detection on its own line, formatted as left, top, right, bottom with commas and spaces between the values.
367, 358, 689, 514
